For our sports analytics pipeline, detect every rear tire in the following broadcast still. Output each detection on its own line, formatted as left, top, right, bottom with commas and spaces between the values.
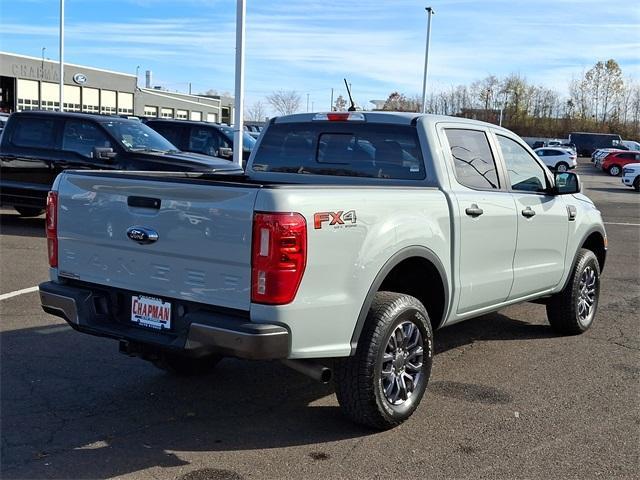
608, 165, 621, 176
546, 249, 600, 335
334, 292, 433, 430
14, 206, 45, 217
152, 352, 222, 376
556, 162, 569, 173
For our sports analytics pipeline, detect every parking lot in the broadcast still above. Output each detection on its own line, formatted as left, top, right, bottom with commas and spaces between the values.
1, 158, 638, 479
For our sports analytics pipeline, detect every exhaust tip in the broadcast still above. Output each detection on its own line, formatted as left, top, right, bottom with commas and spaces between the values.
319, 367, 332, 384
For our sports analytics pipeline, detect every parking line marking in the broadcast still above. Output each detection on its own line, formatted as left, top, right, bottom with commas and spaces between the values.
0, 286, 38, 301
604, 222, 640, 227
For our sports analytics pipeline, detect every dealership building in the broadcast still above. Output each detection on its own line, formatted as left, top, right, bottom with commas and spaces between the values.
0, 52, 233, 123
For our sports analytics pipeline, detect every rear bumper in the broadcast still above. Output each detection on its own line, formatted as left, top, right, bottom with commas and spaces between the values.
39, 281, 289, 360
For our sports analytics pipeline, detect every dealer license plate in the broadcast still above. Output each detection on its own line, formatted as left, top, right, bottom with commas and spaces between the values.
131, 295, 172, 330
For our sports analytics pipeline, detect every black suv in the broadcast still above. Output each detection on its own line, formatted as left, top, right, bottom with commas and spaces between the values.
0, 111, 241, 216
145, 119, 256, 163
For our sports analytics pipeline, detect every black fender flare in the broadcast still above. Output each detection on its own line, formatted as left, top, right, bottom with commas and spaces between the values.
559, 226, 607, 292
349, 246, 450, 355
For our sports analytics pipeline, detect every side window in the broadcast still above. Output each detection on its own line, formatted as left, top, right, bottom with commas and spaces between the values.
444, 128, 499, 189
151, 124, 182, 147
62, 120, 113, 158
497, 135, 548, 193
189, 128, 229, 156
11, 117, 57, 149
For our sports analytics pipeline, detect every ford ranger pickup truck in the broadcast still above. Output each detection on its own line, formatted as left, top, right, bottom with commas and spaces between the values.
39, 112, 607, 429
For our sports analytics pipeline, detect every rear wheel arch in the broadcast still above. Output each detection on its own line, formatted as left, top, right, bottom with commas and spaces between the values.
350, 246, 449, 355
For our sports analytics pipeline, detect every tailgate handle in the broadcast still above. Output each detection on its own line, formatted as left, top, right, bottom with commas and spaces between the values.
127, 196, 161, 209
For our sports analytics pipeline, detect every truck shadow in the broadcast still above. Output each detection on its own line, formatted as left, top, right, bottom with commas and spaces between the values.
1, 312, 556, 479
0, 211, 45, 238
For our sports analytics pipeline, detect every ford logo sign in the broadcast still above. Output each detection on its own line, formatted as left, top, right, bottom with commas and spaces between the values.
73, 73, 87, 85
126, 226, 159, 245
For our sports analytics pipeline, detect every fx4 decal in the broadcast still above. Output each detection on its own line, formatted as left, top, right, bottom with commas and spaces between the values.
314, 210, 357, 229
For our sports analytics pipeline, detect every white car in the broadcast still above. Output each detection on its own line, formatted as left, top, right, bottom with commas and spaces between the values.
534, 147, 577, 172
622, 140, 640, 152
622, 163, 640, 191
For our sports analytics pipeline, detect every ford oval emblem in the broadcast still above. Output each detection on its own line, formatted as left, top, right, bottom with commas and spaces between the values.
126, 226, 159, 245
73, 73, 87, 85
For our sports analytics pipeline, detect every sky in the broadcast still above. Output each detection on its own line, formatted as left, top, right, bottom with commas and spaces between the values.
1, 0, 639, 113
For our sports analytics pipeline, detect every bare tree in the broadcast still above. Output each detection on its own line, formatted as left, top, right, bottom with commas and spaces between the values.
266, 90, 302, 116
334, 95, 347, 111
245, 101, 268, 122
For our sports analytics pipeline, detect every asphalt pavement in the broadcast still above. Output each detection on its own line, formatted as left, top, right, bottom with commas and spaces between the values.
1, 158, 638, 480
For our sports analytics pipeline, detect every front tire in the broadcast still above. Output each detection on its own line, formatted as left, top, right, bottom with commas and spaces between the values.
334, 292, 433, 430
15, 206, 45, 217
546, 249, 600, 335
633, 176, 640, 192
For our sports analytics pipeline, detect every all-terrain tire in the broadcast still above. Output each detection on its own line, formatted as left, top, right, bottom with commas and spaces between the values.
15, 206, 45, 217
334, 292, 433, 430
546, 248, 601, 335
152, 352, 222, 376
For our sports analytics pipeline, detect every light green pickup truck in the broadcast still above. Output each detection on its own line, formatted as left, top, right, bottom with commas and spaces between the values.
39, 112, 606, 429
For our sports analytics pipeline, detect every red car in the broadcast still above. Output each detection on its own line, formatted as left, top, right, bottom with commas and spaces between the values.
602, 151, 640, 176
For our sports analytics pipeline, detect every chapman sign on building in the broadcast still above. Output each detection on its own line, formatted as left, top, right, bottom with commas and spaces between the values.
0, 52, 230, 123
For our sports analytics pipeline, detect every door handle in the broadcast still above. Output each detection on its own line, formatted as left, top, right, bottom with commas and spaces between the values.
465, 204, 484, 217
522, 207, 536, 218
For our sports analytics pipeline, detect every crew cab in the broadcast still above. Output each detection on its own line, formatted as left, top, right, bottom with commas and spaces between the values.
145, 119, 256, 163
0, 111, 240, 216
39, 112, 607, 429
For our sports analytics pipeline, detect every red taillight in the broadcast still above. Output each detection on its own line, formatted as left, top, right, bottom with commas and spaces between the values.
46, 191, 58, 267
251, 212, 307, 305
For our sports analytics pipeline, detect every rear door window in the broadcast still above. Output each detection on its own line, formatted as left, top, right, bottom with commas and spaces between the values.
252, 122, 425, 180
150, 123, 184, 147
444, 128, 499, 189
11, 117, 57, 149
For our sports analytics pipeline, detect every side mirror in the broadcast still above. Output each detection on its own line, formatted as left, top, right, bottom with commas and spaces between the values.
553, 171, 581, 195
218, 147, 233, 158
93, 147, 117, 162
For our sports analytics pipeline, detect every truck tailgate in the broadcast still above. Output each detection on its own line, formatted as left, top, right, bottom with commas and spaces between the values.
55, 173, 259, 310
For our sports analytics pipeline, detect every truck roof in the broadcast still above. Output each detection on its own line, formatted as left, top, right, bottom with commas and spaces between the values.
273, 111, 511, 132
8, 110, 140, 124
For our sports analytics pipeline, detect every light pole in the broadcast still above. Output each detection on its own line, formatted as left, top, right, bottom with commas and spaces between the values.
420, 6, 435, 114
135, 65, 140, 88
232, 0, 246, 168
59, 0, 64, 112
306, 93, 310, 112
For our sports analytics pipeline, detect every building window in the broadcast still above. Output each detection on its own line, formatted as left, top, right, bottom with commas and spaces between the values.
160, 107, 173, 118
144, 105, 158, 117
176, 109, 187, 120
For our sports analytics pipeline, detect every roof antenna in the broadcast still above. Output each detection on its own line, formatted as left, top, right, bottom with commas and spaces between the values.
344, 78, 357, 111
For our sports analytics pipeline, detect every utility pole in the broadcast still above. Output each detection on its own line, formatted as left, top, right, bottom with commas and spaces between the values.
232, 0, 246, 169
135, 65, 140, 88
330, 88, 334, 111
59, 0, 64, 112
420, 6, 435, 114
306, 93, 310, 112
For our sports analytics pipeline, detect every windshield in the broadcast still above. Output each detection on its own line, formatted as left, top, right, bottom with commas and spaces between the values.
219, 127, 257, 150
102, 120, 179, 153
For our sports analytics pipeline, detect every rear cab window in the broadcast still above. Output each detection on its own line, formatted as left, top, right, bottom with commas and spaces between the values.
250, 121, 425, 180
10, 116, 58, 150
